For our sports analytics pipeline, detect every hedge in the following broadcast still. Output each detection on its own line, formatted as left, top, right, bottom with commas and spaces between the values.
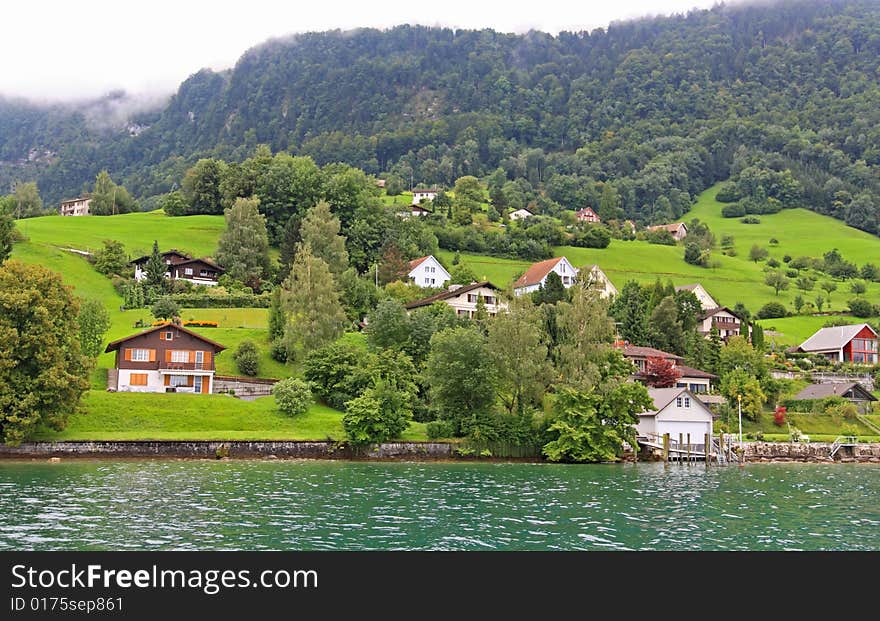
167, 292, 271, 308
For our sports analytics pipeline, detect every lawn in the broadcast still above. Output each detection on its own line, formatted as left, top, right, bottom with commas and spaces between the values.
31, 391, 428, 442
714, 409, 879, 442
756, 314, 880, 348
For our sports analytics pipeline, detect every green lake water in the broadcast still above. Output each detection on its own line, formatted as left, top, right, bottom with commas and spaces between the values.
1, 460, 878, 550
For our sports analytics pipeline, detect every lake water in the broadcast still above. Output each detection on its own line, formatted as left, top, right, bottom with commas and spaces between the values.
1, 460, 878, 551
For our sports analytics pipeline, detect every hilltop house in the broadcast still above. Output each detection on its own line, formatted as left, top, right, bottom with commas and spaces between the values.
618, 343, 717, 394
796, 324, 878, 364
509, 208, 533, 221
105, 323, 226, 394
696, 307, 743, 340
411, 188, 439, 204
513, 257, 578, 296
132, 250, 225, 286
647, 222, 688, 241
60, 197, 91, 216
575, 207, 601, 223
792, 382, 877, 413
407, 255, 451, 288
637, 387, 715, 448
405, 282, 508, 318
675, 283, 718, 310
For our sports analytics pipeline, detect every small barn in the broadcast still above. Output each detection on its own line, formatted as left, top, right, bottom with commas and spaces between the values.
638, 387, 715, 447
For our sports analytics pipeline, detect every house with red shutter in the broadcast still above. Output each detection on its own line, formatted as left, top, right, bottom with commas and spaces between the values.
575, 208, 601, 223
797, 324, 878, 364
105, 323, 227, 394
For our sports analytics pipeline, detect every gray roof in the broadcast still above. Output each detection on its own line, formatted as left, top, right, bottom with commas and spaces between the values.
644, 387, 714, 417
793, 382, 877, 402
798, 323, 877, 353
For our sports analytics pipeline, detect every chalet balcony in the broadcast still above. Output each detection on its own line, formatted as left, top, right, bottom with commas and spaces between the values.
158, 361, 215, 374
712, 320, 740, 330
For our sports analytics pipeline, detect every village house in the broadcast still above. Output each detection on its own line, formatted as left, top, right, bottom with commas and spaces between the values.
792, 382, 877, 414
582, 264, 618, 298
407, 255, 451, 288
796, 323, 878, 364
637, 387, 715, 449
575, 207, 601, 223
59, 196, 91, 216
618, 343, 717, 394
411, 188, 439, 204
696, 307, 743, 339
375, 179, 386, 188
132, 249, 225, 286
508, 208, 534, 221
675, 283, 718, 310
397, 205, 432, 218
105, 323, 226, 394
405, 281, 508, 318
647, 222, 688, 241
513, 256, 578, 296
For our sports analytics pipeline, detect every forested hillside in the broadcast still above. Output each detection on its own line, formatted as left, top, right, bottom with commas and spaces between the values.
1, 0, 879, 232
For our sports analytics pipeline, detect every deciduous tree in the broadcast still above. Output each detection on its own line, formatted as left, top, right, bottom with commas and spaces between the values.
216, 197, 271, 289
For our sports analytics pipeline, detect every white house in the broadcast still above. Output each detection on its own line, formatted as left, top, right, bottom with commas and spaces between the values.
637, 387, 715, 447
513, 256, 578, 296
575, 207, 601, 223
647, 222, 688, 241
675, 283, 718, 310
405, 282, 508, 318
412, 188, 439, 205
508, 208, 534, 221
60, 197, 91, 216
581, 264, 618, 298
396, 205, 432, 218
696, 307, 743, 340
407, 255, 451, 288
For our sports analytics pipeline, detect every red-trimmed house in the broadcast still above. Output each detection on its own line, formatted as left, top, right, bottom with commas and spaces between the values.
131, 249, 225, 286
575, 208, 601, 223
797, 324, 878, 364
105, 323, 227, 394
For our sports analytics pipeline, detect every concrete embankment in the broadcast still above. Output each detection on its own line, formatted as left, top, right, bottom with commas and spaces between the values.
0, 440, 456, 460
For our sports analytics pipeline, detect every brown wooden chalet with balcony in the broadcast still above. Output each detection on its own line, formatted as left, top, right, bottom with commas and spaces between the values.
696, 306, 743, 340
104, 323, 226, 394
131, 249, 225, 286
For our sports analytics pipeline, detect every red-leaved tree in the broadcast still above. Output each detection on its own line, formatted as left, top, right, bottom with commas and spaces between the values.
773, 406, 786, 427
642, 356, 682, 388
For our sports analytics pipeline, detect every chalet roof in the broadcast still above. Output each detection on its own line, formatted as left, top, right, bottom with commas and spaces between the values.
174, 257, 225, 272
644, 387, 712, 417
798, 324, 877, 353
513, 257, 567, 289
510, 208, 534, 215
648, 222, 687, 233
576, 207, 598, 216
675, 284, 701, 292
620, 344, 684, 362
130, 249, 191, 265
409, 255, 432, 270
60, 196, 90, 204
104, 323, 227, 353
412, 188, 439, 193
404, 281, 500, 310
409, 205, 432, 213
793, 382, 877, 402
697, 306, 743, 322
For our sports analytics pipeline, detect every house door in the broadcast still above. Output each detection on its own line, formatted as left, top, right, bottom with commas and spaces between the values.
195, 351, 204, 369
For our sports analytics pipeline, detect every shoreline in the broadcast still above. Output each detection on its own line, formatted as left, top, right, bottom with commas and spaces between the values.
1, 440, 879, 464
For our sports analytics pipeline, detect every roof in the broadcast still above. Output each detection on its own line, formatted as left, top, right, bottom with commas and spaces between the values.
643, 387, 712, 417
510, 208, 533, 215
576, 207, 598, 216
104, 323, 227, 353
412, 188, 439, 193
404, 281, 500, 310
174, 257, 225, 272
648, 222, 687, 233
793, 382, 877, 402
620, 344, 683, 362
798, 323, 877, 353
409, 205, 432, 213
60, 196, 90, 204
130, 249, 191, 265
676, 364, 718, 380
697, 306, 743, 322
675, 284, 702, 292
513, 257, 566, 289
408, 255, 431, 270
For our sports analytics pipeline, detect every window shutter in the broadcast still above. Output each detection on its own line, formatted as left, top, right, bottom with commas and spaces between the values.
124, 349, 132, 361
165, 350, 172, 363
159, 332, 165, 340
188, 351, 194, 364
164, 375, 171, 386
204, 351, 212, 367
149, 350, 156, 362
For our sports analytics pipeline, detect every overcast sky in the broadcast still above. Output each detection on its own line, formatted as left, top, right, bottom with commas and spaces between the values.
3, 0, 726, 101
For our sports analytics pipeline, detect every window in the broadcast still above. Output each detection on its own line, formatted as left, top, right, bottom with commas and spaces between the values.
171, 350, 189, 363
129, 373, 148, 386
484, 296, 495, 305
684, 397, 690, 408
457, 309, 468, 316
428, 278, 435, 285
676, 397, 683, 407
194, 376, 203, 392
467, 294, 478, 303
169, 375, 189, 387
162, 331, 173, 341
131, 348, 150, 362
184, 268, 193, 276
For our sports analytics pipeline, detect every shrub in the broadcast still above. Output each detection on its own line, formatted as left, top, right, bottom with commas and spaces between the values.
272, 378, 313, 417
756, 302, 787, 319
342, 382, 412, 444
740, 216, 761, 224
167, 292, 271, 308
848, 298, 874, 318
151, 297, 180, 321
773, 406, 786, 427
715, 182, 739, 203
721, 203, 746, 218
767, 257, 780, 268
270, 338, 288, 363
646, 229, 676, 245
769, 238, 779, 245
232, 340, 260, 376
182, 320, 219, 327
426, 420, 456, 440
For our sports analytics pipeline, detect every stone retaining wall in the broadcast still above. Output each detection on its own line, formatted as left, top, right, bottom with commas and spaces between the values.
742, 441, 880, 462
214, 376, 278, 398
0, 440, 455, 461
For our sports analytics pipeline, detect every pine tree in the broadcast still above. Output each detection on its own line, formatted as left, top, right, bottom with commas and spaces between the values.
534, 271, 566, 305
300, 201, 349, 276
144, 240, 167, 287
216, 196, 271, 289
610, 280, 648, 344
268, 287, 286, 341
277, 213, 302, 283
281, 243, 347, 361
705, 326, 722, 375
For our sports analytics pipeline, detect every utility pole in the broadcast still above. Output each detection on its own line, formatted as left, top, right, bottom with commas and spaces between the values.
737, 393, 743, 452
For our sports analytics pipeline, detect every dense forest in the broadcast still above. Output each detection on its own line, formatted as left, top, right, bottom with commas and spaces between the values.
1, 0, 879, 233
